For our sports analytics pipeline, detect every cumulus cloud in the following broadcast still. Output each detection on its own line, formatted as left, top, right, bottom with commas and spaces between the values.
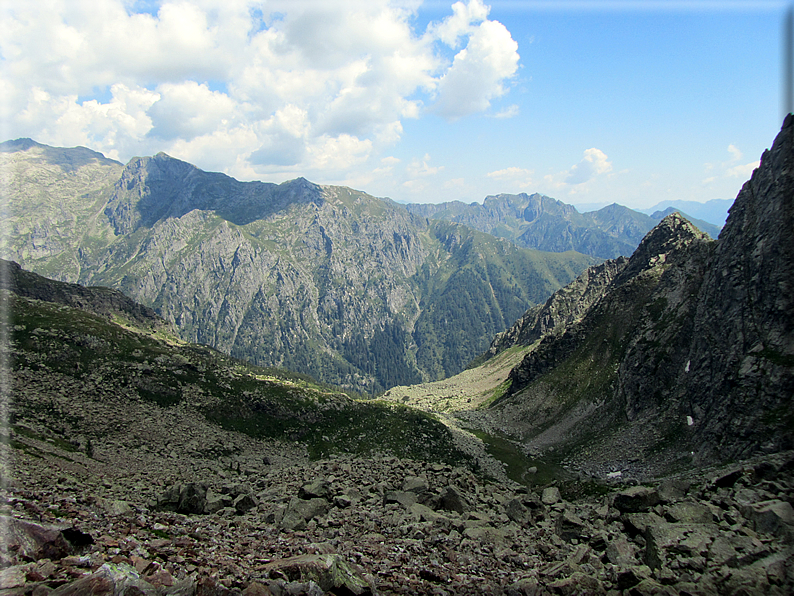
487, 166, 533, 188
564, 148, 613, 185
1, 0, 521, 183
432, 18, 520, 120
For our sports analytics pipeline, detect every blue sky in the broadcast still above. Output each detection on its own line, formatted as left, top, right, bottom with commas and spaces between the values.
0, 0, 786, 209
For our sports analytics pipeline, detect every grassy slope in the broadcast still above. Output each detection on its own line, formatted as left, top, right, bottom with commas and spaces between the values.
8, 291, 474, 467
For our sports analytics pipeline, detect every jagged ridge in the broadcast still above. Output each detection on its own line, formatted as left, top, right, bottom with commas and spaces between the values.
479, 117, 794, 475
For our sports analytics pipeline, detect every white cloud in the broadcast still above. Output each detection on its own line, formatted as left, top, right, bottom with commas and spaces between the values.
148, 81, 238, 141
1, 0, 521, 182
429, 0, 491, 47
702, 144, 759, 184
407, 153, 444, 177
564, 148, 613, 185
487, 166, 533, 188
432, 18, 520, 120
492, 104, 519, 119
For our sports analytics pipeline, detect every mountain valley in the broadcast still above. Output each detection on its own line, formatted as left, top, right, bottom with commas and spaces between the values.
1, 116, 793, 596
1, 141, 597, 393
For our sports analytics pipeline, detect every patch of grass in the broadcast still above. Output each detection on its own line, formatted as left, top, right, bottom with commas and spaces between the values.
467, 428, 565, 487
477, 379, 512, 410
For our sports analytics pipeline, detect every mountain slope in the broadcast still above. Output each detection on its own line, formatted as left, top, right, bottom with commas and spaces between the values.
478, 117, 794, 475
405, 193, 720, 259
2, 258, 475, 465
1, 143, 596, 392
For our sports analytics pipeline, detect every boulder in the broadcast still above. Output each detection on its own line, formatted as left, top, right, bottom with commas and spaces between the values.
548, 571, 606, 595
664, 501, 713, 524
204, 489, 233, 514
178, 483, 208, 514
505, 498, 531, 524
555, 510, 588, 542
402, 476, 429, 493
542, 487, 561, 505
383, 491, 416, 509
2, 516, 89, 561
742, 499, 794, 542
280, 498, 329, 531
50, 562, 159, 595
262, 554, 372, 595
234, 493, 258, 514
611, 486, 660, 513
299, 479, 331, 500
437, 486, 468, 514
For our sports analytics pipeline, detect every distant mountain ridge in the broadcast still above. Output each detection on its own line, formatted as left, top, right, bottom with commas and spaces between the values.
1, 140, 596, 392
405, 193, 721, 259
641, 198, 734, 227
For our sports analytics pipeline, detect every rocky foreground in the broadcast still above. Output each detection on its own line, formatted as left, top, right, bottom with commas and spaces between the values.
2, 420, 793, 596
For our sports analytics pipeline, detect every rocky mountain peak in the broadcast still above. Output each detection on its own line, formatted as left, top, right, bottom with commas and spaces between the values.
615, 211, 711, 282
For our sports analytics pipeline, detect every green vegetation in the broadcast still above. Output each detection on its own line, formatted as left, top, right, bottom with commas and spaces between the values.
9, 290, 473, 467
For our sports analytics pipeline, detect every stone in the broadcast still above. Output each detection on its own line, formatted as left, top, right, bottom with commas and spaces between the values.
106, 500, 133, 517
242, 582, 273, 596
1, 517, 79, 561
234, 493, 258, 514
743, 499, 794, 541
383, 491, 416, 509
707, 535, 738, 566
643, 521, 720, 570
402, 476, 429, 493
333, 495, 352, 508
178, 483, 208, 514
542, 487, 561, 505
664, 501, 713, 524
462, 526, 511, 546
262, 554, 372, 595
656, 478, 691, 502
611, 486, 660, 513
0, 565, 28, 589
437, 486, 468, 514
299, 479, 331, 500
505, 498, 531, 524
605, 535, 636, 567
204, 489, 232, 514
50, 562, 158, 595
627, 578, 678, 596
280, 498, 329, 531
547, 571, 606, 595
408, 503, 441, 523
555, 510, 587, 542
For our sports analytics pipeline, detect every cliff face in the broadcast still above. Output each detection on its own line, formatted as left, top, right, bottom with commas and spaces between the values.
681, 114, 794, 461
487, 117, 794, 473
2, 143, 595, 392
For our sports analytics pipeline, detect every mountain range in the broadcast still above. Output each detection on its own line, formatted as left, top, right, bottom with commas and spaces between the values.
1, 139, 599, 392
404, 193, 722, 259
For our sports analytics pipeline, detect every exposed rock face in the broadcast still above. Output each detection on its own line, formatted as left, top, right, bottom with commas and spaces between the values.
485, 256, 629, 358
1, 143, 595, 392
485, 117, 794, 474
682, 114, 794, 462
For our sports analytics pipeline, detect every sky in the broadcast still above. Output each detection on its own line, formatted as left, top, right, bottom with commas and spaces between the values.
0, 0, 788, 210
